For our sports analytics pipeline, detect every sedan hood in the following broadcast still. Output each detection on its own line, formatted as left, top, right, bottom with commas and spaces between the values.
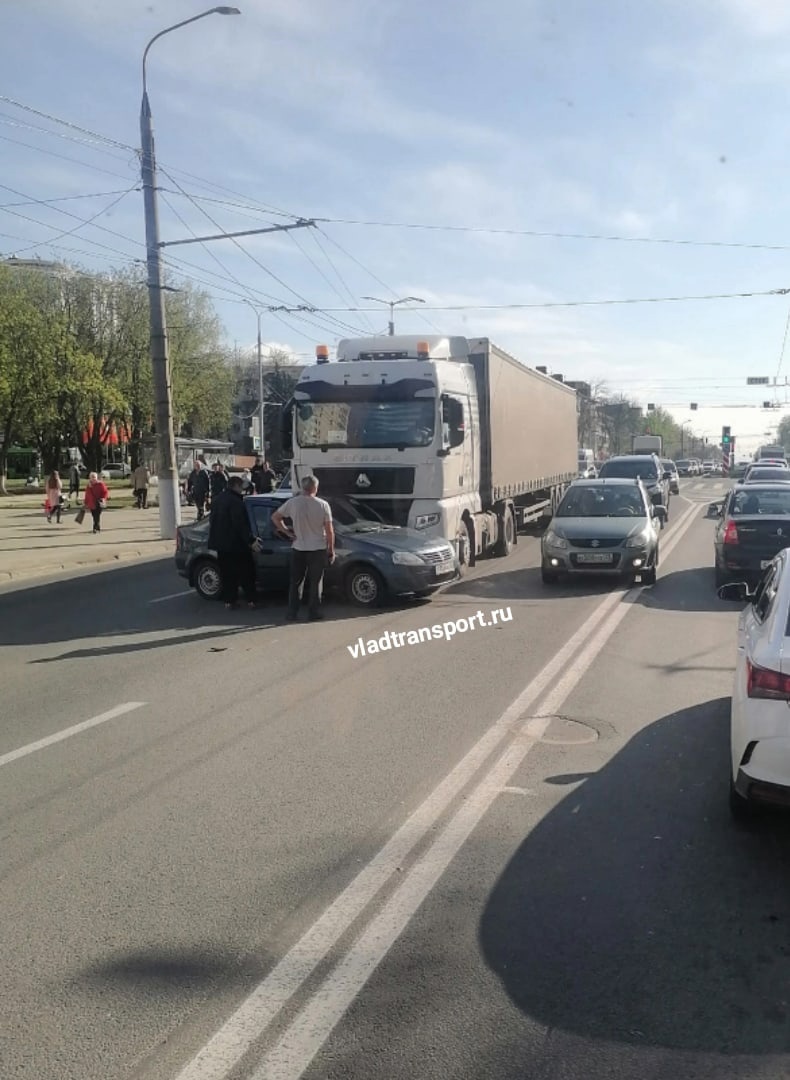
340, 523, 452, 556
549, 516, 649, 541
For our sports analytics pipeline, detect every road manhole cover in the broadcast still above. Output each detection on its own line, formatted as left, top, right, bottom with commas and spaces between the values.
523, 715, 600, 745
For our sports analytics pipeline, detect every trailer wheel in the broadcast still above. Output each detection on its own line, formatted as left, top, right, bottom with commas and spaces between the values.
495, 508, 515, 556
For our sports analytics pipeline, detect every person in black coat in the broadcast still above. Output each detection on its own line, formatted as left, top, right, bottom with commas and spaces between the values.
209, 461, 228, 502
186, 460, 210, 519
251, 457, 277, 494
208, 476, 261, 608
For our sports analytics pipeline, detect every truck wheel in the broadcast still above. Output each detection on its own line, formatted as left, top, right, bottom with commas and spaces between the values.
194, 559, 222, 601
345, 565, 385, 607
495, 509, 515, 556
458, 522, 472, 571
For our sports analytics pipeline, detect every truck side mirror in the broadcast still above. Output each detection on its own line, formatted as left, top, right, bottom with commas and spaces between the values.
280, 399, 294, 453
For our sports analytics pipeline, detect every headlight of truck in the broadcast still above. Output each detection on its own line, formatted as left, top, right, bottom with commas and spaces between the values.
543, 529, 568, 550
625, 528, 651, 549
414, 513, 441, 529
392, 551, 425, 565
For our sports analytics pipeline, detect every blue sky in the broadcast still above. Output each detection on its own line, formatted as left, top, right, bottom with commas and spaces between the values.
4, 0, 790, 450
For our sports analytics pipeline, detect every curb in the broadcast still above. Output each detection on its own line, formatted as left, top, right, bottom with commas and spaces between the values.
0, 542, 174, 584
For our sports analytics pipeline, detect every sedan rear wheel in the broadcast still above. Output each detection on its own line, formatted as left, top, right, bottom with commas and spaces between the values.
194, 558, 222, 601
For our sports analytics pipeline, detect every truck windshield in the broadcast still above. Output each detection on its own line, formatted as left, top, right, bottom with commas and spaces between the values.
296, 400, 435, 449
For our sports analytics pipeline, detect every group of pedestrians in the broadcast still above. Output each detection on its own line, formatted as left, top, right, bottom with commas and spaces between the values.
208, 472, 334, 619
185, 456, 278, 521
43, 468, 108, 533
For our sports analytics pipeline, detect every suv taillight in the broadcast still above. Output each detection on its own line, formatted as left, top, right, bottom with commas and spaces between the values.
722, 520, 738, 545
748, 661, 790, 699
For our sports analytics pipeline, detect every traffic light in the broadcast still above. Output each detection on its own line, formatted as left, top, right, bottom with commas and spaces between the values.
647, 403, 655, 412
690, 402, 698, 411
722, 426, 731, 446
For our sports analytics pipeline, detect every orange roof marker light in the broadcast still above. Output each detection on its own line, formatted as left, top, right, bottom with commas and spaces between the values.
316, 344, 330, 364
416, 340, 430, 360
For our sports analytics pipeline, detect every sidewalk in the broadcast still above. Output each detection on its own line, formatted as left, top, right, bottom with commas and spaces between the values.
0, 502, 180, 584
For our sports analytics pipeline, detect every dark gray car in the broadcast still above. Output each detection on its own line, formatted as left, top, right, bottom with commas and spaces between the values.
541, 478, 666, 586
175, 493, 459, 607
597, 454, 672, 517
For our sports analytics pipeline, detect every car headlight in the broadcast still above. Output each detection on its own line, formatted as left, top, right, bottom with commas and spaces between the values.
543, 529, 568, 550
625, 529, 651, 548
392, 551, 426, 565
414, 513, 441, 529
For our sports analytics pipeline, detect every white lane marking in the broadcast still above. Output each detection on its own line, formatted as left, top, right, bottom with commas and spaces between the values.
149, 591, 192, 604
176, 502, 699, 1080
0, 702, 146, 769
251, 501, 701, 1080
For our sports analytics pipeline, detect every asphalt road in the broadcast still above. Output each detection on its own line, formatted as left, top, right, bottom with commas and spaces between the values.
4, 478, 787, 1080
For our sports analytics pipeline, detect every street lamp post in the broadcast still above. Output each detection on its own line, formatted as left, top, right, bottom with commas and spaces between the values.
243, 302, 265, 456
140, 6, 240, 539
362, 295, 425, 336
680, 420, 691, 456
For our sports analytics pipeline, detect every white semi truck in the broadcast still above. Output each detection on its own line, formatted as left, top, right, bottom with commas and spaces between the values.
284, 335, 578, 567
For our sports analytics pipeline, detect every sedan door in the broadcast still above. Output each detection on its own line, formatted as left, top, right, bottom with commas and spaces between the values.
248, 502, 293, 590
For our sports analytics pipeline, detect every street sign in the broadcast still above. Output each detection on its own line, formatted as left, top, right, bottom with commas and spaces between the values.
747, 377, 770, 385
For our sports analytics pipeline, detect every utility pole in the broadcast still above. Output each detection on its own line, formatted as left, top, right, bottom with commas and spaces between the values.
140, 81, 180, 539
362, 295, 425, 336
140, 6, 242, 539
256, 309, 264, 457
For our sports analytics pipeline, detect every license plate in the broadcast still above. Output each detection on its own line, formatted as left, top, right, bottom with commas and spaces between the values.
576, 552, 614, 563
435, 558, 455, 576
761, 559, 773, 569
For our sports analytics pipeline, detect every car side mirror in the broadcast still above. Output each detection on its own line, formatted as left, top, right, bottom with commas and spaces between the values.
652, 505, 668, 523
709, 501, 723, 517
717, 581, 752, 602
662, 471, 672, 480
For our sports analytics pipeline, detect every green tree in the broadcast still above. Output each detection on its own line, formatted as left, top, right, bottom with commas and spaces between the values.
0, 267, 55, 492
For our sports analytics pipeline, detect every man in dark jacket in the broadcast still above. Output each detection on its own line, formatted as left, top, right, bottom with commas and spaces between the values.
208, 476, 261, 608
251, 457, 277, 494
209, 461, 228, 503
186, 460, 210, 520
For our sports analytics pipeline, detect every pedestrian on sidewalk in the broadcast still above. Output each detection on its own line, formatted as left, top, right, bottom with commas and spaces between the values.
207, 475, 262, 609
186, 460, 210, 520
251, 456, 277, 494
131, 462, 150, 509
45, 470, 63, 524
68, 462, 80, 498
210, 461, 228, 505
84, 472, 110, 533
272, 474, 335, 622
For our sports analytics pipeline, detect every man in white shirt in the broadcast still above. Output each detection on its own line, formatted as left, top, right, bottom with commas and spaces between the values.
272, 475, 335, 621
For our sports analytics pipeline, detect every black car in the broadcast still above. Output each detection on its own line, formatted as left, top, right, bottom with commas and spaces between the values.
175, 493, 459, 607
661, 459, 680, 495
597, 454, 671, 518
714, 483, 790, 587
742, 464, 790, 484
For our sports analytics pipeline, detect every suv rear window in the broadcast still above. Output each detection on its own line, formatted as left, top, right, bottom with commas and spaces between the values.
598, 459, 658, 481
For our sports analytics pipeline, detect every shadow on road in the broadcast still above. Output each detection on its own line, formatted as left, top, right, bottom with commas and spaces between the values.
480, 697, 790, 1056
636, 567, 736, 614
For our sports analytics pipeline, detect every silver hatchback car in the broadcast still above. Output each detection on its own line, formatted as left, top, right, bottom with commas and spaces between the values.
541, 478, 666, 586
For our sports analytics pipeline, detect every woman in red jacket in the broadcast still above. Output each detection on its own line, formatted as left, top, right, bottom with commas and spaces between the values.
84, 472, 110, 533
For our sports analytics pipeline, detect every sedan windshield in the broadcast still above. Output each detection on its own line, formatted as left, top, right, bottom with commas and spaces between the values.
731, 488, 790, 515
556, 485, 647, 518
